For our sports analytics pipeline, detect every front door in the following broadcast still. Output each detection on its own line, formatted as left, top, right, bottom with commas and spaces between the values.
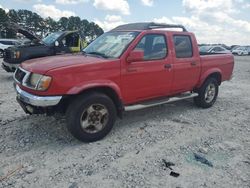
121, 33, 174, 104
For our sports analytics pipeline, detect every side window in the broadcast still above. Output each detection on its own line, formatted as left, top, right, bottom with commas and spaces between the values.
218, 47, 224, 51
213, 47, 221, 52
5, 41, 13, 45
174, 35, 193, 58
62, 33, 79, 47
135, 34, 167, 60
12, 41, 18, 45
0, 41, 9, 45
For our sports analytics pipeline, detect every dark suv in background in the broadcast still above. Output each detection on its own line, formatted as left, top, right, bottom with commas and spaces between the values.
2, 28, 82, 72
0, 39, 21, 58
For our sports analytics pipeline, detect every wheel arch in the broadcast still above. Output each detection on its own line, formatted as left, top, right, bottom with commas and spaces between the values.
65, 84, 124, 118
197, 69, 222, 89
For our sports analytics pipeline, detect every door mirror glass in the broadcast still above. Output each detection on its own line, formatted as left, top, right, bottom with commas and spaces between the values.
55, 41, 59, 47
127, 50, 144, 63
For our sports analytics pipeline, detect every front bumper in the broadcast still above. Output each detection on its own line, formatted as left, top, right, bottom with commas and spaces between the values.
2, 61, 19, 72
15, 84, 62, 107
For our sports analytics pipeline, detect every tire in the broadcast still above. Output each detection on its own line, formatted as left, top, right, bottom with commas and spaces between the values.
66, 92, 117, 142
194, 77, 219, 108
0, 50, 3, 58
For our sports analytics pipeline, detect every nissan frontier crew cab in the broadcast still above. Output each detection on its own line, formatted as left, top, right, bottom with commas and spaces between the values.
13, 22, 234, 142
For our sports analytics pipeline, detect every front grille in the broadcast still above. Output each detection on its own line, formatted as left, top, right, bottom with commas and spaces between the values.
14, 68, 26, 83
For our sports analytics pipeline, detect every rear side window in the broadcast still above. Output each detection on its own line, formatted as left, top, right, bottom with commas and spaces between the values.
135, 34, 167, 60
0, 41, 13, 45
213, 47, 223, 52
174, 35, 193, 58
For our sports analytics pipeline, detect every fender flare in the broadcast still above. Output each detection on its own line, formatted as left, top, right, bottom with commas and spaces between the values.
197, 68, 222, 88
66, 80, 123, 100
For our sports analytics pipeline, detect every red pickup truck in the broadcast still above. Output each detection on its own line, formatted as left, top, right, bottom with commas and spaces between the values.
13, 23, 234, 142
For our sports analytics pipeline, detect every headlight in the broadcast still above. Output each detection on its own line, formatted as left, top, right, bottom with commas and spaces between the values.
13, 51, 20, 59
29, 73, 42, 88
25, 73, 52, 91
37, 76, 52, 91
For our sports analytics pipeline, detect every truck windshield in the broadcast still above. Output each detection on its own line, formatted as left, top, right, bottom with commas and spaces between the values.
42, 32, 64, 45
83, 31, 139, 58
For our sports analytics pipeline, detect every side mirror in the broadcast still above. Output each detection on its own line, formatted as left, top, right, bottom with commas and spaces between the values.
55, 41, 59, 47
127, 50, 144, 63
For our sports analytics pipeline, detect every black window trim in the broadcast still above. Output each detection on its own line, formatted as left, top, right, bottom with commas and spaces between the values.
173, 34, 193, 58
118, 31, 141, 59
132, 33, 168, 61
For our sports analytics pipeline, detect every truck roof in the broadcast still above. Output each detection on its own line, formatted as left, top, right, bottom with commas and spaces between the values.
111, 22, 187, 32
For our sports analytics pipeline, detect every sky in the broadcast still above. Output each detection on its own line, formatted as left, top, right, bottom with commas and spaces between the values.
1, 0, 250, 45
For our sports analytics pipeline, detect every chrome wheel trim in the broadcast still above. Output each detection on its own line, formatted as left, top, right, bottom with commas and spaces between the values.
204, 83, 216, 103
80, 104, 109, 134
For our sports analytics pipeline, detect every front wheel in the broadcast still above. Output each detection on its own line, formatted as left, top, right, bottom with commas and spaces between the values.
194, 78, 219, 108
66, 92, 117, 142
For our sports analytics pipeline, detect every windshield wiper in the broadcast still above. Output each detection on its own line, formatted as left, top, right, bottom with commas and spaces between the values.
85, 51, 109, 58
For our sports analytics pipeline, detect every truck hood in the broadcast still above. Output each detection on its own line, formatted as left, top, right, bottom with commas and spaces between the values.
7, 22, 41, 41
18, 28, 41, 41
21, 54, 112, 74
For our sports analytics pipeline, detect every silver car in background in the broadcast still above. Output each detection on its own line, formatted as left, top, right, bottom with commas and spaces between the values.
199, 45, 231, 54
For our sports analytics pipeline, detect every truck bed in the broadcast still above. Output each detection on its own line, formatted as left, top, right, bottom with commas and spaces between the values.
200, 53, 234, 82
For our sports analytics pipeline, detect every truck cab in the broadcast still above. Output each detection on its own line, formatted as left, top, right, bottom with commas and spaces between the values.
13, 22, 234, 142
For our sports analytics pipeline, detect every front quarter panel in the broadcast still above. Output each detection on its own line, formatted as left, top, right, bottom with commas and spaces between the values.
45, 59, 121, 97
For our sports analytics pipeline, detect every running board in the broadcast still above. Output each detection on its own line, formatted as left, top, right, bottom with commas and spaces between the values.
124, 92, 198, 111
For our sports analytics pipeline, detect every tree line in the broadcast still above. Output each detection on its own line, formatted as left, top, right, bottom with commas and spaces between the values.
0, 8, 104, 40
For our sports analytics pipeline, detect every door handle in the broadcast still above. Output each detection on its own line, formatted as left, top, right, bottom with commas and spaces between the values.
164, 64, 172, 69
191, 61, 197, 66
127, 68, 137, 72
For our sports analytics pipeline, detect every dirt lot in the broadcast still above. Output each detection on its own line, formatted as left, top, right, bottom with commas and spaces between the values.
0, 57, 249, 188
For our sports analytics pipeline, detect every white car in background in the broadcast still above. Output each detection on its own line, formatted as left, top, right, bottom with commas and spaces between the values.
199, 45, 231, 54
0, 39, 21, 58
246, 46, 250, 55
232, 47, 248, 56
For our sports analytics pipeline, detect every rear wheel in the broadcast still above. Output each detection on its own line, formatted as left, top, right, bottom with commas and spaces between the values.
194, 78, 219, 108
66, 92, 116, 142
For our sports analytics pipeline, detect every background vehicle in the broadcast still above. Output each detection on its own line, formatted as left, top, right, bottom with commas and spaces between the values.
0, 39, 21, 58
245, 46, 250, 55
2, 27, 82, 72
13, 22, 234, 142
232, 46, 248, 56
199, 45, 231, 54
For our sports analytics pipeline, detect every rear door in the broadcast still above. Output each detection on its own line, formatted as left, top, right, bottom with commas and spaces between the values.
170, 34, 200, 93
121, 33, 174, 104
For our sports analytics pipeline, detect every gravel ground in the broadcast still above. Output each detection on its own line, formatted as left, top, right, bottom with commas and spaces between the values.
0, 57, 249, 188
